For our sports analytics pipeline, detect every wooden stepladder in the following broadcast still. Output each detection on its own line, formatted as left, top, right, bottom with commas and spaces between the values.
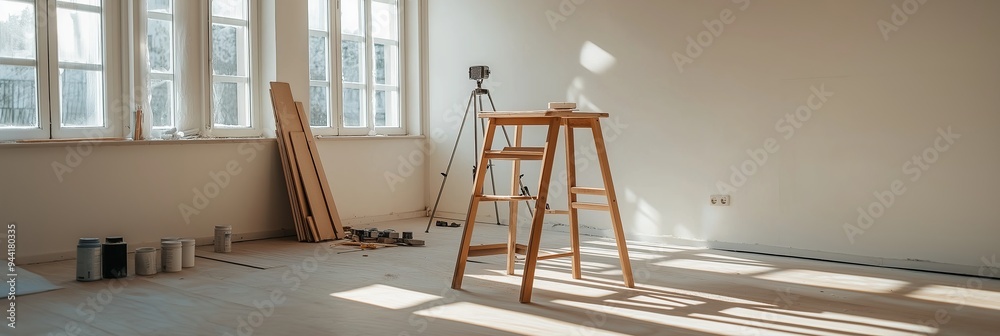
451, 111, 634, 303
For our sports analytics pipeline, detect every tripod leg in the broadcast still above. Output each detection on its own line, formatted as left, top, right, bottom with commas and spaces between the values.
425, 91, 477, 233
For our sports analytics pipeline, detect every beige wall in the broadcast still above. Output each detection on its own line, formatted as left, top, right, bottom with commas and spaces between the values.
0, 139, 427, 262
426, 0, 1000, 274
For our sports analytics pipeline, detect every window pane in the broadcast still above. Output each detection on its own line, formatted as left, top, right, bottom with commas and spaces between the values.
341, 0, 362, 36
213, 82, 249, 127
309, 35, 327, 81
307, 0, 327, 32
374, 43, 399, 86
212, 0, 247, 20
309, 86, 328, 127
342, 40, 363, 83
150, 79, 173, 128
59, 69, 104, 127
0, 65, 38, 127
148, 18, 172, 73
0, 1, 36, 59
57, 8, 103, 65
343, 88, 364, 127
147, 0, 172, 14
374, 90, 399, 128
212, 24, 246, 76
371, 1, 398, 41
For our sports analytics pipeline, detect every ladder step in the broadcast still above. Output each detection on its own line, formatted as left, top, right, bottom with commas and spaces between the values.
484, 147, 545, 160
545, 209, 570, 215
537, 252, 574, 261
479, 195, 538, 202
571, 187, 606, 196
572, 202, 610, 211
468, 243, 528, 257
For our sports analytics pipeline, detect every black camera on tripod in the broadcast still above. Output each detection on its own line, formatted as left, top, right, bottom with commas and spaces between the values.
469, 65, 490, 81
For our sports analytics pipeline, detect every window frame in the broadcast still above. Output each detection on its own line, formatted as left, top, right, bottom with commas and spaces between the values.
310, 0, 406, 136
207, 0, 261, 138
0, 0, 122, 141
147, 0, 176, 130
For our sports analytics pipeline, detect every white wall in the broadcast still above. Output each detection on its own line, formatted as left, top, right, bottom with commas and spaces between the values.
0, 139, 426, 262
426, 0, 1000, 275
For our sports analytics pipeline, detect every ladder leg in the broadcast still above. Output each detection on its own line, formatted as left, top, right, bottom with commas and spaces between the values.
453, 119, 500, 290
564, 123, 582, 280
589, 119, 635, 288
507, 125, 524, 275
520, 118, 562, 303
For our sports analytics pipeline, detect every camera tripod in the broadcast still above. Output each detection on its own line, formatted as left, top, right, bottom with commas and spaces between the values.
425, 79, 535, 233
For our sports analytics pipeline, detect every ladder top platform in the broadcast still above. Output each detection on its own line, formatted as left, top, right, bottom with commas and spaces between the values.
478, 111, 609, 119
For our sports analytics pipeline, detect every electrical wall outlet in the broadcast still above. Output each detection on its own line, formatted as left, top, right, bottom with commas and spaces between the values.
710, 195, 731, 206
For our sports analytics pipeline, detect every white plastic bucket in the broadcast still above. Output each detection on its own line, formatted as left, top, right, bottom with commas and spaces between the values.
180, 238, 196, 268
161, 240, 183, 273
76, 238, 102, 282
135, 247, 158, 276
214, 226, 232, 253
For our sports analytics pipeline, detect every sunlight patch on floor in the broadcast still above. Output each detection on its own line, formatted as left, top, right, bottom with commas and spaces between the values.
414, 302, 632, 336
471, 270, 618, 298
906, 283, 1000, 310
330, 284, 441, 310
555, 299, 751, 335
719, 307, 933, 336
754, 269, 909, 293
655, 258, 775, 275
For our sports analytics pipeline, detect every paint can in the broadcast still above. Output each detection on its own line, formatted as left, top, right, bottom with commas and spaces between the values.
135, 247, 158, 276
102, 236, 128, 279
180, 238, 196, 268
161, 240, 183, 273
402, 232, 414, 240
76, 238, 102, 282
214, 226, 232, 253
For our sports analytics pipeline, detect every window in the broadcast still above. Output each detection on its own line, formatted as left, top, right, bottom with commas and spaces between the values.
147, 0, 174, 129
0, 0, 43, 134
211, 0, 255, 132
309, 0, 404, 136
0, 0, 119, 141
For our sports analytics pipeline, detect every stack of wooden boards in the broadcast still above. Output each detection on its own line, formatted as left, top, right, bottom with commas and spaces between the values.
269, 82, 345, 242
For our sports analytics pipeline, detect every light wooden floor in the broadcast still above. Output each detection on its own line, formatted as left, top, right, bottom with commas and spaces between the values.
19, 218, 1000, 335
